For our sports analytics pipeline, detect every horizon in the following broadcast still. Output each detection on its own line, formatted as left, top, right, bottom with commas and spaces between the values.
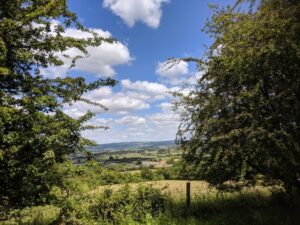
93, 139, 175, 145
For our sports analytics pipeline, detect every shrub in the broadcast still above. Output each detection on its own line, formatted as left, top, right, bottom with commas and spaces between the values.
141, 168, 154, 180
90, 185, 166, 224
156, 168, 171, 180
90, 186, 132, 223
132, 185, 166, 220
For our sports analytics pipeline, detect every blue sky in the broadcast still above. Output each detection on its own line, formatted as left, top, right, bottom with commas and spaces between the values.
51, 0, 236, 143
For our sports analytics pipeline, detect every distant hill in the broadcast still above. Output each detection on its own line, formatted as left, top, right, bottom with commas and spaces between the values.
86, 140, 175, 153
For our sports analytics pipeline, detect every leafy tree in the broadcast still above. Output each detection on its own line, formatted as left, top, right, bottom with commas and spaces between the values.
175, 0, 300, 191
0, 0, 116, 208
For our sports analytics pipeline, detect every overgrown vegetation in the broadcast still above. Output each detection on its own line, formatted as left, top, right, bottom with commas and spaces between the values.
2, 175, 300, 225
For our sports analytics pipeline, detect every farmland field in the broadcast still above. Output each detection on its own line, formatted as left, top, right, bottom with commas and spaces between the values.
72, 142, 182, 172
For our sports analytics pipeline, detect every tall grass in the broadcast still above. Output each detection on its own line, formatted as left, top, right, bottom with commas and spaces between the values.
158, 188, 300, 225
0, 205, 60, 225
1, 185, 299, 225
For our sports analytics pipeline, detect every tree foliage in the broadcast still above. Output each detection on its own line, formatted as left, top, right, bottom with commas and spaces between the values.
0, 0, 116, 207
176, 0, 300, 190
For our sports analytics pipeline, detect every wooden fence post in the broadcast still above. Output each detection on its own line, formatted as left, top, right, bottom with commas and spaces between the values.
186, 181, 191, 210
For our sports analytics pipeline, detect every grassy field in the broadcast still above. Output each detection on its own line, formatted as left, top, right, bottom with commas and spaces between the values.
4, 179, 299, 225
90, 180, 213, 199
1, 160, 298, 225
86, 180, 300, 225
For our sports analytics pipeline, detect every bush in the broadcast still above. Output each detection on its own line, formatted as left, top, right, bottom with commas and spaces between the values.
133, 185, 166, 219
90, 185, 166, 224
141, 167, 154, 180
90, 187, 131, 223
156, 168, 171, 180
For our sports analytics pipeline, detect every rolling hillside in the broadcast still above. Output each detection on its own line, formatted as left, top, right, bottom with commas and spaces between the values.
86, 140, 176, 153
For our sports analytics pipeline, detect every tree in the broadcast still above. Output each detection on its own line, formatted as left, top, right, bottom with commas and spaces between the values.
175, 0, 300, 191
0, 0, 116, 208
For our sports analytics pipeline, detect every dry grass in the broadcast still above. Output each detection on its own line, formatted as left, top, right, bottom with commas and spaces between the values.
89, 180, 214, 199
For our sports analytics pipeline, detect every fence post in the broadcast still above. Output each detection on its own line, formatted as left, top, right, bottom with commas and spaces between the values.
186, 181, 191, 211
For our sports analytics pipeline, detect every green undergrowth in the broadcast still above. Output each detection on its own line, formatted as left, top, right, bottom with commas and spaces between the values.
2, 184, 300, 225
1, 162, 299, 225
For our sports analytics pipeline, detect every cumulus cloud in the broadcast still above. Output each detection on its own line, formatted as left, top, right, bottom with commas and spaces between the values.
61, 77, 183, 119
62, 79, 181, 143
121, 79, 169, 100
103, 0, 169, 28
147, 112, 179, 124
62, 41, 132, 76
159, 102, 173, 111
156, 60, 189, 84
63, 91, 150, 118
42, 24, 132, 78
81, 109, 180, 144
100, 95, 150, 113
116, 115, 146, 125
63, 99, 148, 118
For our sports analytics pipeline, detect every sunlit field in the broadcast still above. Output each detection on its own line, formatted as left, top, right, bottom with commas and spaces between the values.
2, 178, 299, 225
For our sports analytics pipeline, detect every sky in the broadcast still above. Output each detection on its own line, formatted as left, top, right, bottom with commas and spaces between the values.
48, 0, 236, 144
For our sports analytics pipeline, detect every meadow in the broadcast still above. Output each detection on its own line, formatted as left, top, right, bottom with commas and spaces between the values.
1, 159, 300, 225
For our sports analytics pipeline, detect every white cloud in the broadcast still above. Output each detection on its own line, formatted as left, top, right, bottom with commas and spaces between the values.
61, 79, 181, 143
159, 102, 173, 111
121, 79, 169, 100
62, 84, 153, 118
147, 112, 179, 124
103, 0, 169, 28
62, 42, 132, 76
116, 115, 146, 125
156, 60, 189, 84
100, 95, 150, 113
86, 86, 113, 98
81, 109, 180, 144
62, 27, 111, 39
42, 24, 132, 78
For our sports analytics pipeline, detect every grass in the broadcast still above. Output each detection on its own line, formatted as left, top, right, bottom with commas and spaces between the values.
90, 180, 272, 199
0, 205, 60, 225
89, 180, 213, 198
162, 190, 300, 225
88, 180, 300, 225
2, 180, 299, 225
